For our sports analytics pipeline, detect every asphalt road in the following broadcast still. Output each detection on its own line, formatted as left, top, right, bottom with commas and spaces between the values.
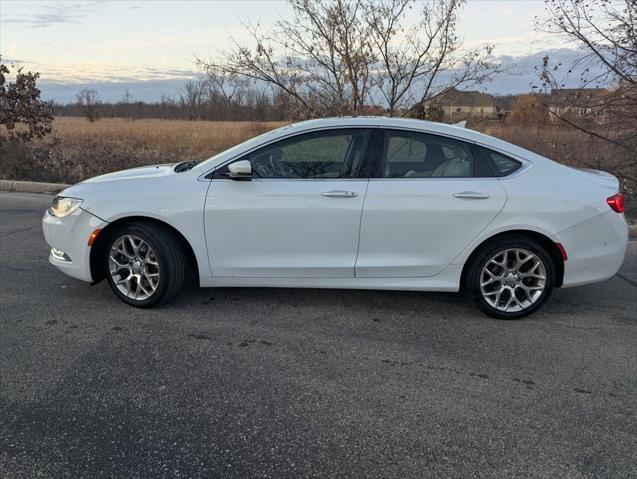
1, 191, 636, 478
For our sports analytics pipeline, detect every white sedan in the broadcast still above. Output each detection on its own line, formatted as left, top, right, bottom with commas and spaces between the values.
42, 117, 628, 319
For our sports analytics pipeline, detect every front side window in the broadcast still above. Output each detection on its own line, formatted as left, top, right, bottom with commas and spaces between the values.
382, 130, 476, 178
224, 129, 371, 179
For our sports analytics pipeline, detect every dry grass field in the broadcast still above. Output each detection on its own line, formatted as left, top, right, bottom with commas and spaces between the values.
52, 117, 288, 160
1, 116, 633, 215
1, 118, 287, 185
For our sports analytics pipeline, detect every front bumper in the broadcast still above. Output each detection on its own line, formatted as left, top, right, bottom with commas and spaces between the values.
42, 207, 107, 282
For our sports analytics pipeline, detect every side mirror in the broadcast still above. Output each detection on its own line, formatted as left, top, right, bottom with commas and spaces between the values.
227, 160, 252, 180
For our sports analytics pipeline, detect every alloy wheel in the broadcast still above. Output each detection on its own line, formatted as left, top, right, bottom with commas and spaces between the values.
109, 234, 160, 301
479, 248, 547, 313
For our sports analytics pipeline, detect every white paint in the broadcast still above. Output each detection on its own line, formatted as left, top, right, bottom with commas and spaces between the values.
42, 117, 628, 299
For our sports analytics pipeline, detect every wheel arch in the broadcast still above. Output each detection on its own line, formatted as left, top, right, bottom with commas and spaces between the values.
89, 215, 199, 285
460, 229, 565, 290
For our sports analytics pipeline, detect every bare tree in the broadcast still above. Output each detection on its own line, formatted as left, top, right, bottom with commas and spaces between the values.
199, 0, 375, 117
180, 79, 211, 120
199, 0, 497, 118
366, 0, 498, 116
121, 89, 133, 105
0, 57, 53, 142
537, 0, 636, 185
543, 0, 635, 88
76, 88, 100, 122
205, 68, 250, 106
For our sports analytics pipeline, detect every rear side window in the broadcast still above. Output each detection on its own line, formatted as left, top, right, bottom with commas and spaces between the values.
382, 130, 490, 178
481, 148, 522, 177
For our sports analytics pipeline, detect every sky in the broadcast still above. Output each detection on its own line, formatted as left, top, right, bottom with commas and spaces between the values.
0, 0, 587, 103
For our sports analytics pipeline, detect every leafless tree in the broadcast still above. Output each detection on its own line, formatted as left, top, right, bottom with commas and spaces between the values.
537, 0, 636, 185
199, 0, 375, 117
199, 0, 496, 118
179, 80, 206, 120
76, 88, 100, 122
543, 0, 635, 88
121, 89, 133, 105
366, 0, 498, 117
205, 68, 251, 106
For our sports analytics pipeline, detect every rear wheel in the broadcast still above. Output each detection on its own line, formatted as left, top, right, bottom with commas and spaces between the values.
467, 237, 555, 319
105, 222, 185, 307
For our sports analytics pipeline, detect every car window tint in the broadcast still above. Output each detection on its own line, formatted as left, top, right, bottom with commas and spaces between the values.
383, 130, 474, 178
386, 135, 428, 163
482, 148, 522, 176
247, 129, 370, 179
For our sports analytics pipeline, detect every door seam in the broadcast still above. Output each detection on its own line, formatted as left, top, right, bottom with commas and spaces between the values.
202, 179, 214, 277
353, 180, 370, 278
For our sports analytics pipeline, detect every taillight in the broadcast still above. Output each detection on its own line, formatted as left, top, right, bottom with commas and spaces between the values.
606, 193, 625, 213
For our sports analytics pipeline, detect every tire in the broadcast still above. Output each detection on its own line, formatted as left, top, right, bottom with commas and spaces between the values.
466, 236, 555, 320
104, 222, 185, 308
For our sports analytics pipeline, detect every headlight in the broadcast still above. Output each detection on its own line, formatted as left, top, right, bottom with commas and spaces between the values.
50, 197, 83, 217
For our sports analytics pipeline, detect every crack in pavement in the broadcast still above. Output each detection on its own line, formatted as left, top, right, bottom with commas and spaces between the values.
0, 226, 34, 237
616, 273, 637, 288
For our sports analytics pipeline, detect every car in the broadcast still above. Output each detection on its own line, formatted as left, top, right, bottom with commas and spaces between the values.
42, 117, 628, 319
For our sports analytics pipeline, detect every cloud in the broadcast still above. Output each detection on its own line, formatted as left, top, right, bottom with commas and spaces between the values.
39, 78, 203, 104
488, 47, 609, 93
22, 46, 609, 104
1, 2, 99, 28
1, 58, 201, 85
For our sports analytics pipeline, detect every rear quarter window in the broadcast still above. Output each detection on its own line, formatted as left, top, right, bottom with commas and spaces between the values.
481, 148, 522, 177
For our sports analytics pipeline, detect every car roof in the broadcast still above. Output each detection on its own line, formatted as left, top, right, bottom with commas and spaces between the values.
196, 115, 554, 174
282, 116, 553, 167
285, 116, 486, 143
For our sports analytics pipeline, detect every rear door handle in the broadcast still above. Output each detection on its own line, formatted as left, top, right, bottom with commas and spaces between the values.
321, 190, 358, 198
453, 191, 490, 200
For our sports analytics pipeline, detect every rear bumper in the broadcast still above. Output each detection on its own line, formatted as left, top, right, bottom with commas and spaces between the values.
556, 210, 628, 288
42, 207, 107, 282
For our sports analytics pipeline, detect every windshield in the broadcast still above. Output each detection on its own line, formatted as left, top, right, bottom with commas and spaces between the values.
193, 125, 292, 172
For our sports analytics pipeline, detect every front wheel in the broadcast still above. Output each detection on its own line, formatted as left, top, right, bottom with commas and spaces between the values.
467, 237, 555, 319
105, 222, 185, 307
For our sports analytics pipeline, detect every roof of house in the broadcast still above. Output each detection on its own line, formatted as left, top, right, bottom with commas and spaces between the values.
430, 88, 496, 108
546, 88, 607, 106
493, 95, 517, 111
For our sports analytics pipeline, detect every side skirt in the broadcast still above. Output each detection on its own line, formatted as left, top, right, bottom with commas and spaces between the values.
199, 264, 462, 292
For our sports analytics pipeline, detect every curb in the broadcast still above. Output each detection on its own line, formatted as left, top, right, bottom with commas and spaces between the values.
0, 180, 70, 195
1, 179, 635, 239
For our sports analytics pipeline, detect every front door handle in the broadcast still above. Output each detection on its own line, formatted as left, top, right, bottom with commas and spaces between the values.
321, 190, 358, 198
453, 191, 490, 200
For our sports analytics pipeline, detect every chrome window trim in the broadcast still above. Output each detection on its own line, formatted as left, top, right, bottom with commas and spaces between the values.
475, 142, 534, 179
210, 177, 371, 183
366, 177, 500, 182
199, 124, 535, 182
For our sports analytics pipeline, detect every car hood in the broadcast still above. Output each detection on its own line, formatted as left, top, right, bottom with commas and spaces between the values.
58, 164, 178, 210
79, 163, 176, 184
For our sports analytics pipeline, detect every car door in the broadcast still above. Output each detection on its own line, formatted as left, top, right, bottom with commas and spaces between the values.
355, 128, 507, 278
204, 128, 373, 278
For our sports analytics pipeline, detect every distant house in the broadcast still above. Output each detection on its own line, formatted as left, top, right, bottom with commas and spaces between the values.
428, 88, 498, 120
359, 104, 385, 115
545, 88, 607, 121
493, 95, 516, 120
